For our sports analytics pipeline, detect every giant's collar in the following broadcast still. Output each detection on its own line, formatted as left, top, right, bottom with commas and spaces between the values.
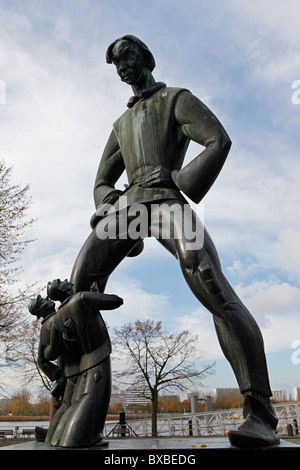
127, 82, 166, 108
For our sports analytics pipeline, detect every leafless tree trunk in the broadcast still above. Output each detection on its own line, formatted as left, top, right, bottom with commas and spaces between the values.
113, 319, 215, 437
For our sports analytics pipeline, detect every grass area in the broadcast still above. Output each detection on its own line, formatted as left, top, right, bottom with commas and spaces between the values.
0, 416, 48, 421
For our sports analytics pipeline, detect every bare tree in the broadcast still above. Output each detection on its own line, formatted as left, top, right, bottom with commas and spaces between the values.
0, 160, 37, 367
21, 317, 52, 392
113, 319, 215, 436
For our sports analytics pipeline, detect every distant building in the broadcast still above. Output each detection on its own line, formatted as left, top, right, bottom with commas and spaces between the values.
188, 391, 212, 412
188, 391, 200, 401
213, 388, 243, 402
109, 382, 151, 409
272, 389, 287, 402
125, 383, 151, 407
293, 387, 300, 401
109, 385, 127, 408
0, 398, 11, 410
159, 395, 179, 403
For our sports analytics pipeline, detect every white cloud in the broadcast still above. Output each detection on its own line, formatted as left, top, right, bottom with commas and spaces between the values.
0, 13, 132, 291
276, 229, 300, 278
174, 307, 223, 360
105, 274, 172, 328
221, 0, 300, 85
262, 315, 300, 353
235, 280, 300, 327
172, 278, 300, 362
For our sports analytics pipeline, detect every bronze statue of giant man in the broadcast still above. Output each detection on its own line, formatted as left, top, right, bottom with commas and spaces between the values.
70, 35, 279, 448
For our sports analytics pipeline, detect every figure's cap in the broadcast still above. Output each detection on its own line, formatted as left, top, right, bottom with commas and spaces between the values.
106, 34, 156, 71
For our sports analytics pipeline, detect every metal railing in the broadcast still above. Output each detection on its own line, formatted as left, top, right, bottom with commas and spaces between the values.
104, 401, 300, 438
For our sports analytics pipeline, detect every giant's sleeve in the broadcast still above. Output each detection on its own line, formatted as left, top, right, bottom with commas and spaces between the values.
172, 91, 231, 203
93, 129, 125, 208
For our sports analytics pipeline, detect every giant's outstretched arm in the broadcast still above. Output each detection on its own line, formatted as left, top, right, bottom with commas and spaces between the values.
172, 91, 231, 203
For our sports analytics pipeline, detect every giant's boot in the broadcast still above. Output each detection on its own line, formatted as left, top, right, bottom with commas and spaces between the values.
228, 393, 280, 448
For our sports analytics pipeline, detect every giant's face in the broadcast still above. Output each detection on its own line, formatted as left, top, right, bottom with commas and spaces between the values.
111, 40, 145, 85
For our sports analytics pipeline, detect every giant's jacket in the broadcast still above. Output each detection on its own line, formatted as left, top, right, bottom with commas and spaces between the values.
94, 82, 231, 211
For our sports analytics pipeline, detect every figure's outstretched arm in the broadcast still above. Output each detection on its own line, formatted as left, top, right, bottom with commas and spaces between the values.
173, 91, 231, 203
81, 291, 123, 311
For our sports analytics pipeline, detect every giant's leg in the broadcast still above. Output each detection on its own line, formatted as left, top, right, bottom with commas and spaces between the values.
70, 212, 141, 293
154, 201, 279, 447
180, 228, 272, 396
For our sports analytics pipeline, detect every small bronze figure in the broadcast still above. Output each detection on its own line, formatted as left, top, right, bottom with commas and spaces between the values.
29, 279, 123, 448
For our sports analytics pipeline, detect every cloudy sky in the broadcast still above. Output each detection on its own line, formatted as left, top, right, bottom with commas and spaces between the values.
1, 0, 300, 397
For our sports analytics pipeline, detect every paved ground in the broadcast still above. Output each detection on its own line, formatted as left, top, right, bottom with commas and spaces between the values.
0, 436, 299, 450
0, 437, 34, 448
